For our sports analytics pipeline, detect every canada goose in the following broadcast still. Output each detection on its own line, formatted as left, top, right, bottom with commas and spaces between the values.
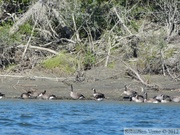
92, 88, 105, 101
28, 90, 40, 99
0, 92, 5, 99
70, 84, 85, 100
131, 94, 144, 103
171, 96, 180, 103
161, 95, 171, 103
144, 92, 160, 103
122, 85, 138, 96
21, 92, 30, 99
38, 90, 56, 100
154, 94, 170, 101
154, 94, 163, 100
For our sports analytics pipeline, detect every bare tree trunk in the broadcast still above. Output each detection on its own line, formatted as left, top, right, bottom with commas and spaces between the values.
9, 0, 45, 35
113, 7, 132, 35
72, 13, 81, 42
104, 37, 111, 67
22, 20, 37, 59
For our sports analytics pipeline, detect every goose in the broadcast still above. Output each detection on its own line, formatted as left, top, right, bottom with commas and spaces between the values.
0, 92, 5, 99
28, 90, 40, 99
21, 92, 30, 99
171, 96, 180, 103
154, 94, 164, 100
70, 84, 85, 100
154, 94, 170, 101
38, 90, 56, 100
122, 85, 138, 96
144, 92, 160, 103
161, 95, 171, 103
131, 94, 144, 103
92, 88, 105, 101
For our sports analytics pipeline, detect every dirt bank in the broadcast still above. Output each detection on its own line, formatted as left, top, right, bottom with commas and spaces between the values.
0, 66, 180, 101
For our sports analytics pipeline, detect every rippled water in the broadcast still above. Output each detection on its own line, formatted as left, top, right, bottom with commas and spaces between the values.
0, 99, 179, 135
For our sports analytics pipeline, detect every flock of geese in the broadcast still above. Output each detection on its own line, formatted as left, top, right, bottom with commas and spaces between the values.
0, 84, 179, 103
20, 90, 57, 100
20, 84, 105, 101
122, 85, 180, 103
69, 84, 105, 101
0, 84, 105, 101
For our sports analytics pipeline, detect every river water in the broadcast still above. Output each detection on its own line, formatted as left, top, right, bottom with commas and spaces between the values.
0, 99, 179, 135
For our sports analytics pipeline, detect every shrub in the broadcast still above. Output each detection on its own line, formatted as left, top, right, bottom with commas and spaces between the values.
42, 53, 79, 74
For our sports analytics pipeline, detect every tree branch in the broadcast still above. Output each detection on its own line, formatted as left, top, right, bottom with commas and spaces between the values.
113, 7, 132, 35
22, 19, 37, 59
17, 44, 58, 55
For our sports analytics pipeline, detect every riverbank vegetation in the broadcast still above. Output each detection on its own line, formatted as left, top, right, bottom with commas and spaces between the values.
0, 0, 179, 85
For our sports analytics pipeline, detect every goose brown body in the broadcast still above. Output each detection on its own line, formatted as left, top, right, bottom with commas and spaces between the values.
21, 92, 30, 99
92, 88, 105, 101
70, 85, 85, 100
38, 90, 56, 100
144, 92, 160, 103
122, 85, 137, 96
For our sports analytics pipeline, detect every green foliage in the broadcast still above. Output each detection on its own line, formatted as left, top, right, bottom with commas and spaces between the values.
75, 0, 114, 39
130, 20, 139, 32
42, 53, 78, 74
75, 43, 96, 69
0, 25, 21, 45
0, 0, 177, 74
19, 23, 33, 35
5, 64, 17, 71
107, 62, 115, 68
1, 0, 32, 14
131, 6, 147, 19
129, 30, 177, 74
164, 48, 176, 59
83, 50, 96, 66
